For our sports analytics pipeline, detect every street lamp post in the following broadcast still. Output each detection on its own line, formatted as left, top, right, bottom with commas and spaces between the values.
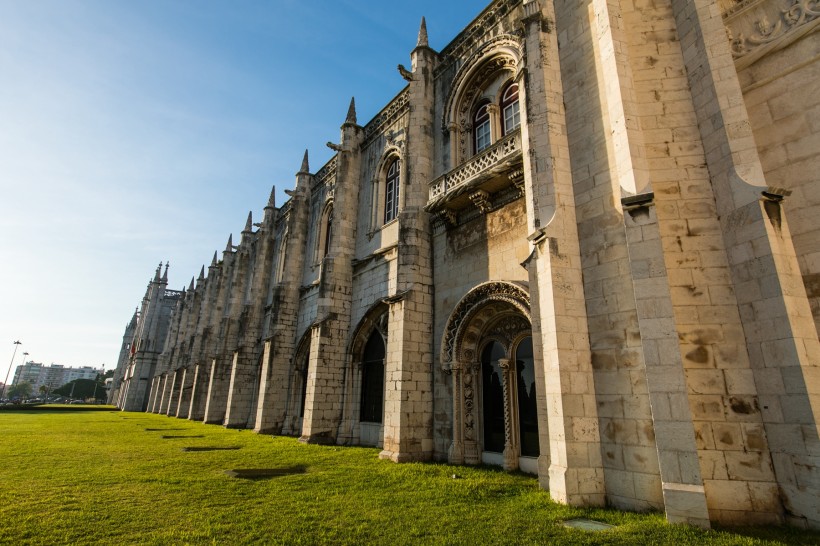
2, 341, 22, 401
20, 353, 29, 400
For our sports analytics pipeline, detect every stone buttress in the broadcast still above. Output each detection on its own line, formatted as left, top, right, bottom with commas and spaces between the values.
203, 236, 238, 424
379, 20, 437, 462
255, 157, 311, 434
300, 101, 364, 444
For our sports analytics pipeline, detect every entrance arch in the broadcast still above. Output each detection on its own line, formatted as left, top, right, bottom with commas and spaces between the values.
338, 302, 389, 447
281, 332, 311, 436
441, 281, 541, 472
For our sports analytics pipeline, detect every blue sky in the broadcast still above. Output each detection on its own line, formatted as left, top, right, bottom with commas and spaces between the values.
0, 1, 482, 377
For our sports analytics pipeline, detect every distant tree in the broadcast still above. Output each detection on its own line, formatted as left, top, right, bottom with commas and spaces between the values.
53, 379, 105, 400
8, 382, 33, 400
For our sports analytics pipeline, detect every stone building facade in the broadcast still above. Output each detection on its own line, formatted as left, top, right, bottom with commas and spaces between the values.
111, 0, 819, 530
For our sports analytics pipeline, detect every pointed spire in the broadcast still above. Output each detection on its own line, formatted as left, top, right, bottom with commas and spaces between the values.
225, 234, 233, 252
211, 250, 218, 266
162, 262, 169, 282
198, 265, 205, 281
189, 277, 195, 291
154, 262, 162, 282
267, 185, 277, 208
417, 16, 428, 48
244, 211, 253, 232
300, 149, 310, 173
345, 97, 357, 125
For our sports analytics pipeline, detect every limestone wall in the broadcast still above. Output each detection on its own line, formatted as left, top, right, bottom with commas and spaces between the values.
740, 34, 820, 338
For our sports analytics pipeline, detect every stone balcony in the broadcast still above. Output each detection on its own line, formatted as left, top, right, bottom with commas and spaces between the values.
426, 130, 523, 215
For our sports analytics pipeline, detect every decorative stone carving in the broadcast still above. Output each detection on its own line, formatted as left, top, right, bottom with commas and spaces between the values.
314, 156, 338, 188
487, 315, 530, 346
509, 168, 525, 197
397, 64, 414, 82
438, 3, 521, 69
440, 281, 531, 369
724, 0, 819, 67
469, 190, 492, 213
498, 358, 518, 471
363, 89, 410, 141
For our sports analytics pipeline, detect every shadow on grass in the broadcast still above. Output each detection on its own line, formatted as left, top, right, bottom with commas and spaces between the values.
712, 522, 820, 545
182, 446, 242, 452
224, 466, 308, 480
161, 435, 205, 439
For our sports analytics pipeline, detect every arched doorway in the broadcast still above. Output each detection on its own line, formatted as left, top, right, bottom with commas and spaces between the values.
282, 333, 311, 436
359, 330, 385, 446
442, 281, 541, 473
339, 302, 389, 447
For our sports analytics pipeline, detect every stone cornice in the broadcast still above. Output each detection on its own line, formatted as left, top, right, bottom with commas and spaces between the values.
313, 156, 338, 189
362, 87, 410, 143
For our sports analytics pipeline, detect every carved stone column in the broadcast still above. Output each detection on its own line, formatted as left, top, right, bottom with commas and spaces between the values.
447, 361, 465, 464
499, 358, 518, 471
447, 122, 460, 170
463, 361, 480, 465
486, 104, 501, 146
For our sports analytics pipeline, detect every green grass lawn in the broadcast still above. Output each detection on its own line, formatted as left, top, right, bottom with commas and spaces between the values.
0, 410, 816, 545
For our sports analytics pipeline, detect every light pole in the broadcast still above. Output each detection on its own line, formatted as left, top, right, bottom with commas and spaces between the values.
2, 341, 21, 401
20, 353, 29, 399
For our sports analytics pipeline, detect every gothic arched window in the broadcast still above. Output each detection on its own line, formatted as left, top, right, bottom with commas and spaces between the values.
315, 203, 333, 263
324, 206, 333, 257
360, 330, 385, 423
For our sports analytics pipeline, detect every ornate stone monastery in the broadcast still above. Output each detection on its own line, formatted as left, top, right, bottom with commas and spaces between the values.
110, 0, 820, 530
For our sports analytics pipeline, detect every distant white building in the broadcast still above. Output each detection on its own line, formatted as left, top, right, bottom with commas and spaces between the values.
12, 362, 103, 392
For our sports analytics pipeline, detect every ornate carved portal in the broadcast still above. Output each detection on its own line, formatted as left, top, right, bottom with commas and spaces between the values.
443, 282, 539, 472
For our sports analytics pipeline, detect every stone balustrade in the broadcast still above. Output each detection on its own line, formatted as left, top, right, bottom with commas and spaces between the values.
427, 130, 522, 210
